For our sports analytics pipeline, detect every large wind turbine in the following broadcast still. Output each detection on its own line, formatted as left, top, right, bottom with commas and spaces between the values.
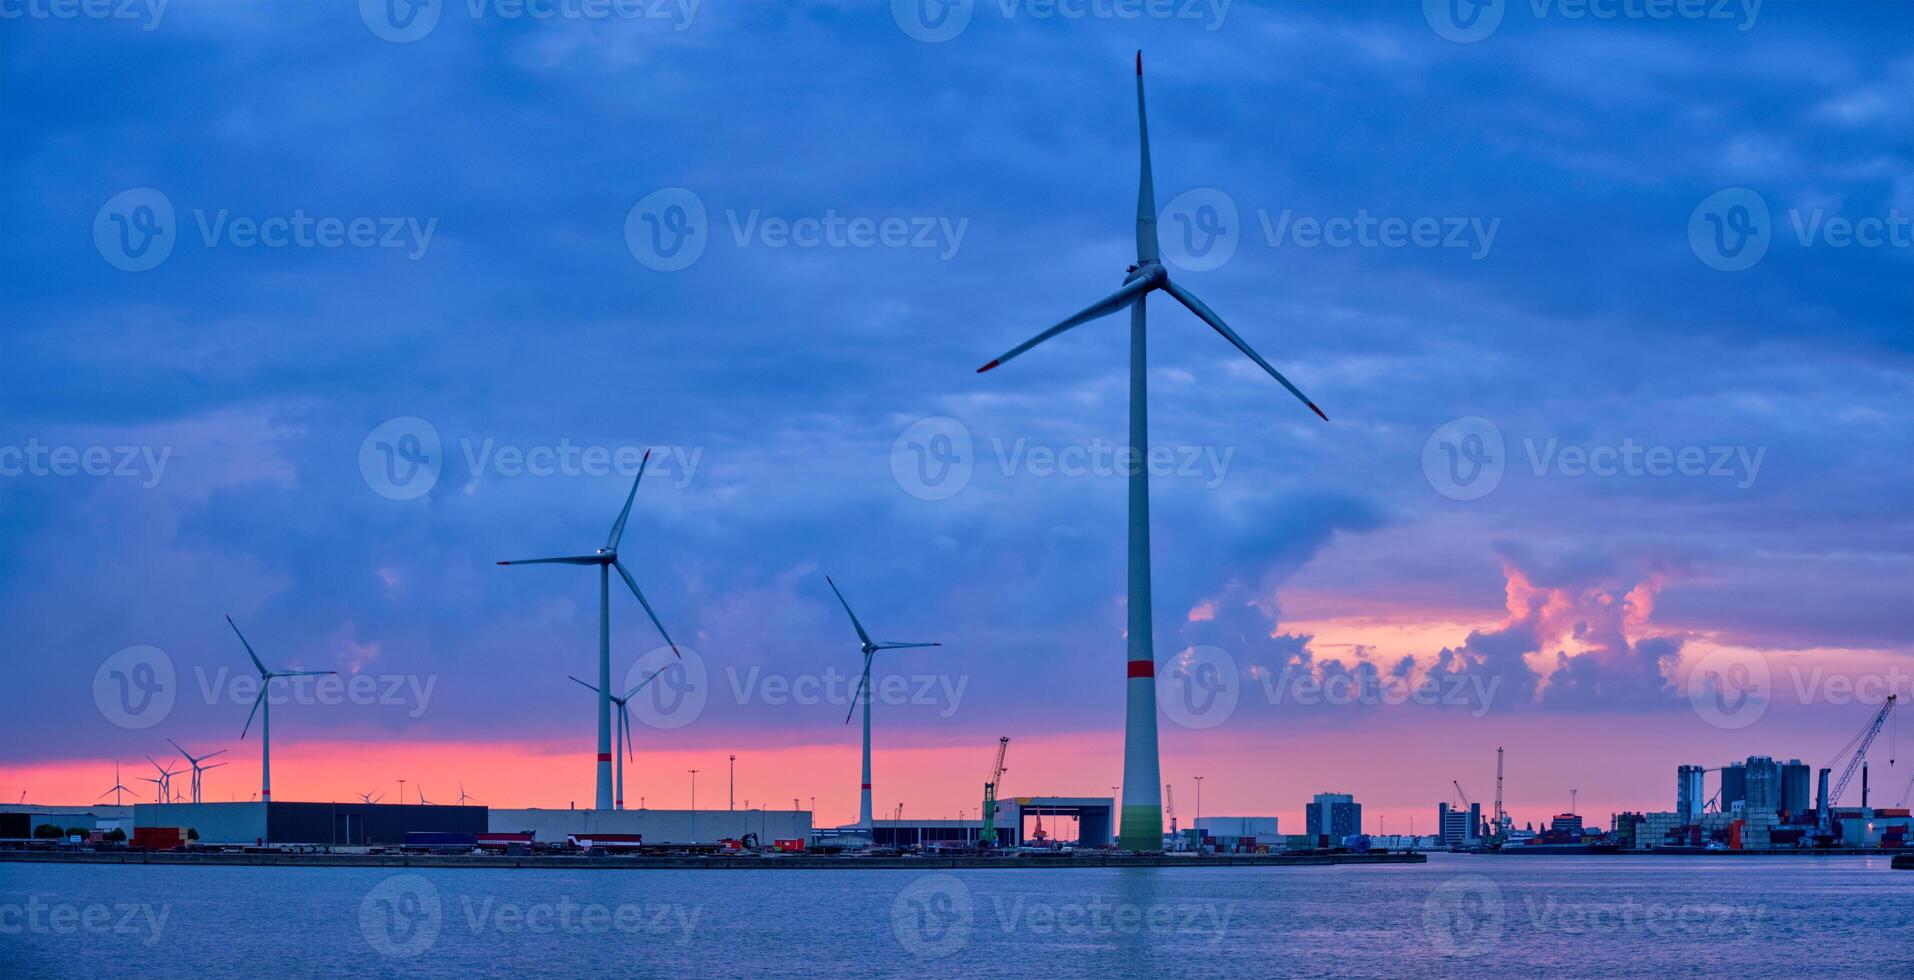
826, 576, 940, 833
227, 616, 338, 807
569, 663, 669, 810
142, 755, 181, 804
975, 52, 1329, 851
499, 450, 681, 811
167, 738, 227, 804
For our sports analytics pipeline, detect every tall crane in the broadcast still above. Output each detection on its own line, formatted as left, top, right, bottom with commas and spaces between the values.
1165, 783, 1178, 836
1821, 695, 1897, 832
978, 736, 1009, 848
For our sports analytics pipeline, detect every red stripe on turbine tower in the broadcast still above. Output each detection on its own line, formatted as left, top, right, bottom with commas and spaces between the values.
597, 753, 613, 762
1127, 660, 1154, 678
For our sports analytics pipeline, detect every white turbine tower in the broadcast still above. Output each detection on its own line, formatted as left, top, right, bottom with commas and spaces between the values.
826, 576, 940, 834
569, 664, 669, 810
227, 616, 338, 809
167, 738, 227, 805
499, 450, 681, 811
976, 52, 1329, 851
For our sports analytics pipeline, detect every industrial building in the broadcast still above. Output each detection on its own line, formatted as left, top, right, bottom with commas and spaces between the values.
490, 807, 811, 845
130, 802, 485, 846
1305, 793, 1361, 843
825, 797, 1114, 849
1437, 801, 1481, 848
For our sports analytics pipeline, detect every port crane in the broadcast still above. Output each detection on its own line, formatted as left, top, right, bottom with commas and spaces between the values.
1164, 783, 1186, 850
978, 736, 1009, 848
1820, 695, 1897, 832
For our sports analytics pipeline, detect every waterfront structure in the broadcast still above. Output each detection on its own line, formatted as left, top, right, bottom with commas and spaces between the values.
1438, 801, 1481, 848
1306, 793, 1361, 841
1677, 765, 1706, 824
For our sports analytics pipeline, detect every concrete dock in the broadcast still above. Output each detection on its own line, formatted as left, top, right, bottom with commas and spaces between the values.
0, 849, 1425, 871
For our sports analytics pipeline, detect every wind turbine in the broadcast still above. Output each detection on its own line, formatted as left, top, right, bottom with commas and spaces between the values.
167, 738, 228, 804
499, 450, 681, 811
826, 576, 940, 833
456, 781, 479, 805
975, 52, 1329, 852
143, 755, 181, 804
569, 663, 670, 810
226, 615, 338, 807
416, 785, 433, 806
358, 790, 385, 804
97, 763, 135, 807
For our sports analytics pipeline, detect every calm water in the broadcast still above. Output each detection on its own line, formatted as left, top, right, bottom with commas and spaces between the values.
2, 854, 1909, 977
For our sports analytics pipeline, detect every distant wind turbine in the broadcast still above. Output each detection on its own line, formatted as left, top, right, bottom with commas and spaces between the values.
358, 790, 385, 804
826, 576, 940, 832
143, 755, 181, 805
416, 784, 432, 806
569, 664, 670, 810
97, 763, 135, 807
167, 738, 228, 804
227, 615, 338, 807
499, 450, 681, 811
975, 52, 1329, 851
457, 781, 479, 805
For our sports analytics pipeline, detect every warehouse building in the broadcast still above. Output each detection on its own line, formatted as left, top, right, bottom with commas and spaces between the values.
133, 802, 484, 846
489, 807, 811, 845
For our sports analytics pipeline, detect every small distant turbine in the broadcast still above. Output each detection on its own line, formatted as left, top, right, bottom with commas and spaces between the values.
826, 576, 940, 832
167, 738, 228, 805
144, 755, 182, 805
97, 763, 135, 807
499, 450, 681, 811
227, 616, 338, 806
456, 781, 479, 805
358, 790, 385, 804
569, 664, 670, 810
975, 52, 1329, 851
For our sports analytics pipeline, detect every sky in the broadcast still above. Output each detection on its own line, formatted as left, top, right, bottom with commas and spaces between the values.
2, 0, 1911, 835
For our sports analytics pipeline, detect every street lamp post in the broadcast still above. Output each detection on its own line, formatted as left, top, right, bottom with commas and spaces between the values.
689, 770, 699, 842
1193, 776, 1204, 850
729, 754, 735, 811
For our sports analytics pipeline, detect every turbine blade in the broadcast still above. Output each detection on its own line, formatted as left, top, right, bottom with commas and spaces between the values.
606, 449, 652, 551
226, 616, 268, 676
166, 737, 191, 761
568, 674, 602, 694
1160, 278, 1328, 421
623, 663, 671, 701
844, 653, 874, 724
202, 749, 227, 761
875, 641, 941, 650
241, 687, 266, 739
825, 576, 873, 648
976, 276, 1155, 373
621, 703, 635, 761
613, 560, 680, 658
497, 554, 604, 566
201, 762, 227, 772
1135, 49, 1158, 265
